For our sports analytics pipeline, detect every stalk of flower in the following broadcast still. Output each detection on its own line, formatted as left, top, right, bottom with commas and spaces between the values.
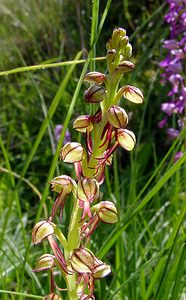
32, 27, 143, 299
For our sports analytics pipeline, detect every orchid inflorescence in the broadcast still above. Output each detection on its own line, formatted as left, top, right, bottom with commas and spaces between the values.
32, 28, 143, 300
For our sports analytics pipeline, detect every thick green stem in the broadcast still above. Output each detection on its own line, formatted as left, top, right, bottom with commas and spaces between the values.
83, 112, 108, 178
82, 76, 120, 178
65, 273, 78, 300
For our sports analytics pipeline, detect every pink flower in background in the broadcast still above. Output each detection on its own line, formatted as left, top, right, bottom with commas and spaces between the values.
166, 128, 180, 139
159, 0, 186, 143
54, 125, 71, 144
174, 151, 184, 162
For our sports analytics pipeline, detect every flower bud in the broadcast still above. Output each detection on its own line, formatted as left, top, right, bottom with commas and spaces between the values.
84, 85, 106, 103
33, 254, 56, 272
43, 294, 63, 300
113, 27, 126, 38
73, 115, 93, 133
121, 43, 132, 59
72, 248, 95, 271
71, 248, 93, 273
96, 201, 118, 224
119, 36, 129, 49
106, 39, 112, 51
106, 49, 116, 63
126, 43, 132, 56
106, 49, 117, 74
77, 178, 99, 203
50, 175, 75, 193
60, 142, 83, 163
107, 28, 126, 50
115, 61, 134, 74
107, 105, 128, 129
92, 263, 111, 279
84, 72, 105, 85
32, 220, 54, 245
117, 129, 136, 151
121, 85, 144, 104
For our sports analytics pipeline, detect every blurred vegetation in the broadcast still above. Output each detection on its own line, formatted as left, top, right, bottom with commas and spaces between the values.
0, 0, 185, 299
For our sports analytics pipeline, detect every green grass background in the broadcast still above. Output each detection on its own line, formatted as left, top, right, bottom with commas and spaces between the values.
0, 0, 185, 299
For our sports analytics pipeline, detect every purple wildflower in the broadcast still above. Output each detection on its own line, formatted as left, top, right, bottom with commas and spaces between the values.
161, 102, 176, 115
174, 151, 184, 162
54, 125, 71, 144
158, 118, 168, 128
159, 0, 186, 143
166, 128, 180, 139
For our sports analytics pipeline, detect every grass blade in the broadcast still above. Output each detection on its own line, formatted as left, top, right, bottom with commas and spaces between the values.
98, 152, 186, 258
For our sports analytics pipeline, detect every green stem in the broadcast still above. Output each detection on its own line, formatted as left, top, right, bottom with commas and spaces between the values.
83, 74, 121, 178
65, 273, 79, 300
83, 112, 108, 178
53, 225, 68, 249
